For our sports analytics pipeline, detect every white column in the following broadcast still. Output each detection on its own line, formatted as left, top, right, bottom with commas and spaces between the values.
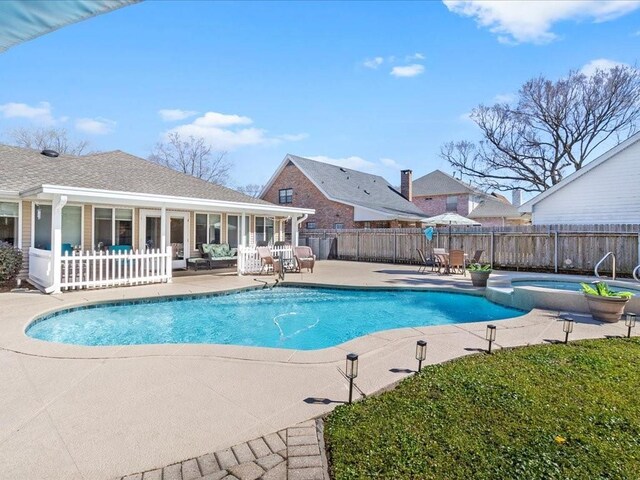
160, 206, 167, 253
292, 215, 299, 246
50, 194, 67, 294
240, 212, 246, 247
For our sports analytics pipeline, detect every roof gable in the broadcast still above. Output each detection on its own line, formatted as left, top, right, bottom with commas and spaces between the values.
412, 170, 481, 197
520, 131, 640, 212
468, 198, 521, 219
264, 154, 427, 221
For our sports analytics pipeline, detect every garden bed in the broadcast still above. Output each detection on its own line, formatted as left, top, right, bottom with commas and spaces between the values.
325, 338, 640, 479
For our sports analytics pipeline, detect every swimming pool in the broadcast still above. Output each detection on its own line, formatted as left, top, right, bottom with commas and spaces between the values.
26, 287, 526, 350
512, 280, 640, 294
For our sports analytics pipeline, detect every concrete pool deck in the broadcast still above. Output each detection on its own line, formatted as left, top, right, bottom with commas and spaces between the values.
0, 261, 635, 479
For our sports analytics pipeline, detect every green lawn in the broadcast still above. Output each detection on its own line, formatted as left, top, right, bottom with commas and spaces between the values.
324, 338, 640, 480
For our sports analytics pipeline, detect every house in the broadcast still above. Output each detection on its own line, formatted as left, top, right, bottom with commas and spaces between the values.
260, 154, 428, 231
407, 169, 529, 226
520, 132, 640, 225
0, 144, 313, 292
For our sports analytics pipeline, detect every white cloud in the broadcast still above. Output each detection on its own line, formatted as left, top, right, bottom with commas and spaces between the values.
580, 58, 629, 76
307, 155, 406, 177
0, 101, 55, 124
75, 117, 116, 135
444, 0, 640, 44
380, 157, 406, 169
493, 93, 516, 103
167, 111, 305, 151
407, 52, 425, 61
158, 109, 198, 121
363, 56, 384, 69
390, 64, 425, 78
459, 112, 473, 123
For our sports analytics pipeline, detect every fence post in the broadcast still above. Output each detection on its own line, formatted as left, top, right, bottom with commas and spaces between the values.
554, 231, 558, 273
356, 231, 360, 261
490, 231, 494, 269
393, 229, 397, 264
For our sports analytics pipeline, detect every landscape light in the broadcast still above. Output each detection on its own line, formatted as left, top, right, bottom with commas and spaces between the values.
624, 312, 636, 339
415, 340, 427, 372
563, 318, 574, 344
346, 353, 359, 404
486, 324, 497, 354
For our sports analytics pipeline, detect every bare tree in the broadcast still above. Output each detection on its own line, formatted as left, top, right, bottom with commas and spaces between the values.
442, 65, 640, 193
8, 127, 91, 155
236, 184, 264, 198
149, 132, 230, 185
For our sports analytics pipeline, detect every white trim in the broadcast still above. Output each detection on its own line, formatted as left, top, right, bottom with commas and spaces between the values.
22, 184, 314, 216
519, 131, 640, 212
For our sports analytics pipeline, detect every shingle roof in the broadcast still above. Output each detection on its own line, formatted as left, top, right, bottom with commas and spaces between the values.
412, 170, 482, 196
0, 144, 270, 205
287, 155, 427, 220
468, 197, 522, 219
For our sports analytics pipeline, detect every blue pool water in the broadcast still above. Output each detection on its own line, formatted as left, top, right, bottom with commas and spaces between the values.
512, 280, 640, 294
27, 287, 526, 350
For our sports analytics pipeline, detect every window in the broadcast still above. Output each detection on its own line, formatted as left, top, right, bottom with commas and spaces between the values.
195, 213, 222, 247
227, 215, 239, 248
94, 207, 133, 249
33, 204, 82, 251
363, 222, 371, 229
446, 195, 458, 212
306, 222, 317, 230
279, 188, 293, 204
255, 216, 275, 244
334, 223, 344, 229
0, 201, 19, 246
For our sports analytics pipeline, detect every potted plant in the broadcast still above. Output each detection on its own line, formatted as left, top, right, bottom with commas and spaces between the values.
580, 281, 634, 323
468, 263, 492, 287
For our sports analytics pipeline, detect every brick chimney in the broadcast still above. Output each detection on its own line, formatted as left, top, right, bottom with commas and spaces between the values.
401, 169, 413, 201
512, 189, 522, 207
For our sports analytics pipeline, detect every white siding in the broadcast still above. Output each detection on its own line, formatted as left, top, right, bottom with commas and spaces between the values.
532, 140, 640, 224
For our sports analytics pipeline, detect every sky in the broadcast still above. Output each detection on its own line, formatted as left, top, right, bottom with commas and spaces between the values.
1, 0, 639, 190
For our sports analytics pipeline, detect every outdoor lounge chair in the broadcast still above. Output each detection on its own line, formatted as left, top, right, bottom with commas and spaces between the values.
432, 248, 447, 272
416, 248, 429, 274
470, 249, 484, 264
294, 246, 316, 273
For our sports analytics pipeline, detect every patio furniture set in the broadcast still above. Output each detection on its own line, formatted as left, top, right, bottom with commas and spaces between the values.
417, 248, 484, 275
257, 245, 316, 275
188, 243, 238, 271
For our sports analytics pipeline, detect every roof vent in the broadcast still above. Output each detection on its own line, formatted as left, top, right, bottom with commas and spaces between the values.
364, 190, 370, 195
41, 149, 59, 158
339, 167, 347, 173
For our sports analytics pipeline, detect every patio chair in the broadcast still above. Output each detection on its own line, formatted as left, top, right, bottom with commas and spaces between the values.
294, 246, 316, 273
416, 248, 429, 274
434, 252, 449, 275
432, 248, 447, 272
470, 249, 484, 264
449, 249, 466, 275
257, 246, 275, 274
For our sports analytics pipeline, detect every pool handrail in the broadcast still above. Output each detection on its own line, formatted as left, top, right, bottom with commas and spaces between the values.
633, 264, 640, 283
594, 252, 616, 280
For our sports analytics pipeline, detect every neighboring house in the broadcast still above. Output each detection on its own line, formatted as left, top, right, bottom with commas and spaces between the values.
520, 132, 640, 225
260, 154, 428, 231
0, 144, 312, 292
408, 169, 528, 226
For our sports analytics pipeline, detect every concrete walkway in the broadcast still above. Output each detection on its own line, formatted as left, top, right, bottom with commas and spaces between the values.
0, 261, 632, 479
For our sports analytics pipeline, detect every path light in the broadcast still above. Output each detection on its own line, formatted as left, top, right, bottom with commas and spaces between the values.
345, 353, 359, 404
486, 324, 497, 354
415, 340, 427, 372
563, 318, 574, 344
625, 312, 636, 338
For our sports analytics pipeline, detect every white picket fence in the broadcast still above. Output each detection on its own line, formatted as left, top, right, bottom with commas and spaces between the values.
237, 245, 294, 274
60, 247, 173, 290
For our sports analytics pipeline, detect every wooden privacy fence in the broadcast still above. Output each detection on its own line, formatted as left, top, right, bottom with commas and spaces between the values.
301, 225, 640, 275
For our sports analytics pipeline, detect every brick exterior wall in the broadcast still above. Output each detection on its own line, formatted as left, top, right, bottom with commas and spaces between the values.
412, 194, 471, 217
262, 162, 356, 229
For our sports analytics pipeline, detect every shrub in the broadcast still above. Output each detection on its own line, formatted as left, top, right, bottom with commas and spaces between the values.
0, 242, 23, 283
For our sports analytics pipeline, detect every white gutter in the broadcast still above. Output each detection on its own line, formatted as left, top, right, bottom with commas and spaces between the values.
21, 184, 315, 216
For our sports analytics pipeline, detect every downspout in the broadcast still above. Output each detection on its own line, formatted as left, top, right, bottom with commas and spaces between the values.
294, 214, 308, 246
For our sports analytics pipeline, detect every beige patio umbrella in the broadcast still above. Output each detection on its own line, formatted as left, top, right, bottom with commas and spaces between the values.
423, 212, 481, 252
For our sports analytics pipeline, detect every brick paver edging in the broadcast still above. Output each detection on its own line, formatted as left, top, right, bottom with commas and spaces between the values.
117, 419, 329, 480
